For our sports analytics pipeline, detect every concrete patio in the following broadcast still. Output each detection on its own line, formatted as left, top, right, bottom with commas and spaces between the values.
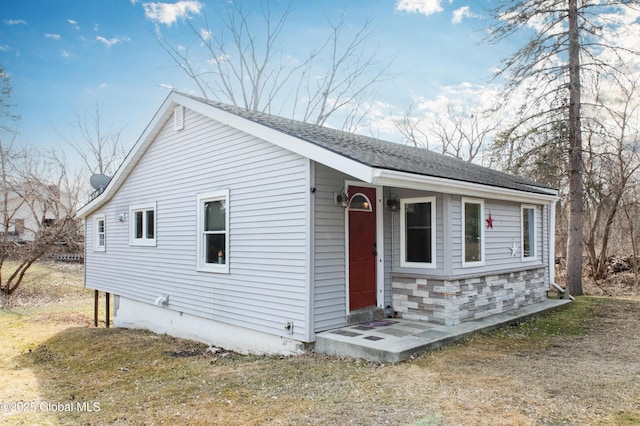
314, 298, 572, 363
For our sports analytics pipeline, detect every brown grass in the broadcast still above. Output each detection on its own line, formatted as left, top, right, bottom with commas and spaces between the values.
1, 263, 639, 425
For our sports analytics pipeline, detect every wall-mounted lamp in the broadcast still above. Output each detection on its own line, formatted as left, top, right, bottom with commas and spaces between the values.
386, 193, 400, 211
117, 213, 126, 222
336, 188, 349, 208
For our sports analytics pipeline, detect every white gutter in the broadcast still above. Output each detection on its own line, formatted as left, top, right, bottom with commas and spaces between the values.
371, 169, 559, 204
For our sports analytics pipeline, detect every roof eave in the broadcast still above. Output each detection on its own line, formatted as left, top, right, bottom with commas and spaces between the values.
371, 169, 559, 203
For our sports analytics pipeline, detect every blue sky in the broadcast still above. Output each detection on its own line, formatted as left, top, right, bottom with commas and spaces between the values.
1, 0, 516, 167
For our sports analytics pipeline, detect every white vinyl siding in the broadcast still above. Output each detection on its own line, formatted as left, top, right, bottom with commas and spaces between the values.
313, 164, 348, 331
84, 108, 310, 341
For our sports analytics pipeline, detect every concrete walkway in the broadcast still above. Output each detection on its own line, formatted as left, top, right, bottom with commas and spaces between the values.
314, 298, 572, 363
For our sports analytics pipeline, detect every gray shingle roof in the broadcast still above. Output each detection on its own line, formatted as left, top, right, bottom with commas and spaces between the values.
184, 93, 555, 195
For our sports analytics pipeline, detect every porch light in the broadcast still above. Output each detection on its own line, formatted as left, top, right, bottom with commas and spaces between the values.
386, 193, 399, 211
336, 188, 349, 208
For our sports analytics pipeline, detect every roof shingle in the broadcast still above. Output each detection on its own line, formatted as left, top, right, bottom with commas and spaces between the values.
184, 93, 555, 195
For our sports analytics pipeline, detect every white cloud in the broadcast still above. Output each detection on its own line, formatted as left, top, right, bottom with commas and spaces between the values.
67, 19, 80, 30
0, 45, 10, 51
4, 19, 27, 25
45, 33, 61, 40
61, 50, 71, 57
199, 28, 212, 41
98, 83, 108, 90
207, 53, 229, 64
96, 35, 131, 47
452, 6, 479, 24
142, 1, 203, 26
158, 83, 174, 90
395, 0, 444, 17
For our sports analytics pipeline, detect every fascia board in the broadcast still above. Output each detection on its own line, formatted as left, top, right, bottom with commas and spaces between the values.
372, 169, 558, 204
177, 95, 374, 183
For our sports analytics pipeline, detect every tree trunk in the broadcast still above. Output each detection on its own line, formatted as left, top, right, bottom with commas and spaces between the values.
566, 0, 584, 296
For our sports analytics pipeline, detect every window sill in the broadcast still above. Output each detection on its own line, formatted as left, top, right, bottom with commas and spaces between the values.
197, 264, 230, 274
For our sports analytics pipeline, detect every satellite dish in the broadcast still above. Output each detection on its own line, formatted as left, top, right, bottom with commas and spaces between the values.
90, 174, 111, 193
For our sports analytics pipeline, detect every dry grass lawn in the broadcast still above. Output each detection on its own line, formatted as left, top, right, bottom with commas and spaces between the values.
1, 263, 639, 425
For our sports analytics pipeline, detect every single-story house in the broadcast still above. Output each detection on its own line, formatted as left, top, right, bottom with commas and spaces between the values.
77, 91, 559, 355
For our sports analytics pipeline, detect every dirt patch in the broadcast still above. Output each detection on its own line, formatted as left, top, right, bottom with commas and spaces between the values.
27, 312, 93, 326
397, 297, 640, 425
583, 272, 640, 297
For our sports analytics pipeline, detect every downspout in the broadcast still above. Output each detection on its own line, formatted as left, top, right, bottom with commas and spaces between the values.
549, 200, 575, 301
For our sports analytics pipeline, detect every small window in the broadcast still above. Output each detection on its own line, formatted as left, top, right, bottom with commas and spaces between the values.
130, 204, 156, 246
400, 197, 436, 268
95, 215, 106, 252
462, 198, 484, 267
14, 219, 24, 236
522, 205, 537, 259
197, 190, 229, 273
349, 193, 372, 211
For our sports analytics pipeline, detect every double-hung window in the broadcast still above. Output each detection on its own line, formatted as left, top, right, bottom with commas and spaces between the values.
462, 198, 484, 267
130, 203, 156, 246
522, 205, 537, 259
197, 190, 229, 273
95, 214, 106, 252
400, 197, 436, 268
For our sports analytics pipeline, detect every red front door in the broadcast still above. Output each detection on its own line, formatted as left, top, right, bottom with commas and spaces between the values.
348, 186, 377, 311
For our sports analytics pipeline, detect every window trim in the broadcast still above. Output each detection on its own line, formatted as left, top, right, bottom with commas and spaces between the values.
196, 189, 230, 273
462, 197, 485, 268
400, 196, 436, 269
94, 214, 106, 252
129, 203, 157, 247
521, 204, 538, 261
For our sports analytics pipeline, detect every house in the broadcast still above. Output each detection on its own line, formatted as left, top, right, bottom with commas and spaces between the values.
77, 91, 559, 355
1, 183, 63, 242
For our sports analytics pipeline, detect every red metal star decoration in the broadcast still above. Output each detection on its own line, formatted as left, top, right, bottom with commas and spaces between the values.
486, 214, 494, 229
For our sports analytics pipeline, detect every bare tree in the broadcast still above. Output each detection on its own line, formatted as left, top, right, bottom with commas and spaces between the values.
0, 69, 79, 299
395, 102, 498, 163
155, 0, 390, 131
53, 102, 126, 177
583, 77, 640, 280
0, 133, 79, 297
486, 0, 640, 295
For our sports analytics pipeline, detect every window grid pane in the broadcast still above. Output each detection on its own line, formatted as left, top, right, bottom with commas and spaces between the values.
464, 202, 481, 262
405, 202, 432, 263
204, 200, 226, 232
135, 211, 143, 239
204, 233, 226, 264
145, 210, 155, 239
523, 208, 535, 257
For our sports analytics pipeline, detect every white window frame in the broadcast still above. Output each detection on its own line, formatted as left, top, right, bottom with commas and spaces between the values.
521, 204, 538, 261
400, 196, 436, 269
197, 189, 230, 273
462, 197, 485, 268
94, 214, 106, 252
129, 203, 157, 247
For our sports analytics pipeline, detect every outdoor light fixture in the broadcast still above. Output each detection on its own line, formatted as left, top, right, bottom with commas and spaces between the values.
386, 193, 399, 211
336, 188, 349, 208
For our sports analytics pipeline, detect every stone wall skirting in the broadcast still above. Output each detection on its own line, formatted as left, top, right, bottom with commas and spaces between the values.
392, 268, 549, 326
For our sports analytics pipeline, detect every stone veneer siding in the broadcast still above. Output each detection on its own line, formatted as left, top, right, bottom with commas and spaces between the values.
392, 267, 548, 326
